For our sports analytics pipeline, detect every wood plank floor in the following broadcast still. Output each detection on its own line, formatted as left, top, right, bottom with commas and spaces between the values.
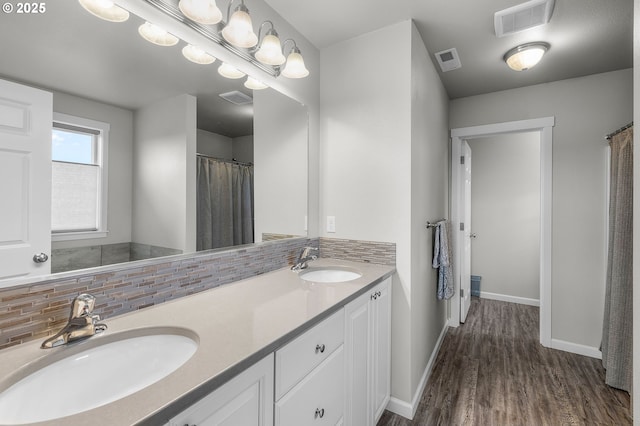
377, 297, 631, 425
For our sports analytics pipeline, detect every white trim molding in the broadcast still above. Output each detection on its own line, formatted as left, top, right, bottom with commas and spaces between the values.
551, 339, 602, 359
386, 321, 449, 419
450, 117, 555, 350
479, 292, 540, 307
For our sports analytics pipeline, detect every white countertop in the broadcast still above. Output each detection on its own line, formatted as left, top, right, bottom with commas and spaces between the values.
0, 258, 394, 426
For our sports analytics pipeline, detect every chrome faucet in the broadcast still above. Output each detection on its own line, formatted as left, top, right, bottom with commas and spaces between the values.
291, 247, 318, 271
41, 293, 107, 349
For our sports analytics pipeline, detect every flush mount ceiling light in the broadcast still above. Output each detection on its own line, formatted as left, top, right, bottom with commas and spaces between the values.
178, 0, 222, 25
221, 0, 258, 48
503, 42, 550, 71
78, 0, 129, 22
138, 22, 179, 46
182, 44, 217, 64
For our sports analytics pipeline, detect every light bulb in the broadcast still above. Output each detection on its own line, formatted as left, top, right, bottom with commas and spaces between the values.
255, 33, 285, 66
78, 0, 129, 22
138, 22, 179, 46
221, 4, 258, 48
178, 0, 222, 25
182, 45, 216, 64
218, 63, 246, 79
244, 77, 268, 90
281, 48, 309, 78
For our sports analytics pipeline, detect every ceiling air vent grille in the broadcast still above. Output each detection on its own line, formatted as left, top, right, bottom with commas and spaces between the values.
494, 0, 555, 37
219, 91, 253, 105
434, 48, 461, 73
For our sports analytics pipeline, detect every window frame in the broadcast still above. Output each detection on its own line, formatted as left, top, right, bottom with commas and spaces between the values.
51, 112, 109, 241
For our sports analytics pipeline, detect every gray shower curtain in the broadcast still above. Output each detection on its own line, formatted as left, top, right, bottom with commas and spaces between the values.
601, 126, 633, 393
197, 156, 254, 250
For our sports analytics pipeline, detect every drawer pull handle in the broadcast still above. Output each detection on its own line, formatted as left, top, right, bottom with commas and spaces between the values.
315, 408, 325, 418
315, 343, 325, 354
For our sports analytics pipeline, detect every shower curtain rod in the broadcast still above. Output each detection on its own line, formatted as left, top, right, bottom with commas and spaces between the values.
196, 153, 253, 167
605, 121, 633, 141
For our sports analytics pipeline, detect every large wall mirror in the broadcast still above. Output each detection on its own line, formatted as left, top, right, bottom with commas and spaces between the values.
0, 0, 308, 280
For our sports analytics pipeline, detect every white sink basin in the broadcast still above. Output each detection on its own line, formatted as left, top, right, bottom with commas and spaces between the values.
299, 267, 362, 283
0, 327, 198, 424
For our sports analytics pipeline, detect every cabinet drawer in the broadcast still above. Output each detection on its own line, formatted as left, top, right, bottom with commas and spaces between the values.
275, 345, 344, 426
275, 309, 344, 400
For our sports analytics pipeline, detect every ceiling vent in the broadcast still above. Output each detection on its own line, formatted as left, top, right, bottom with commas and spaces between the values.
219, 90, 253, 105
494, 0, 555, 37
434, 48, 462, 72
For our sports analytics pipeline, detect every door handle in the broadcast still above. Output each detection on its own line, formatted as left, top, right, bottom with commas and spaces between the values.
33, 253, 49, 263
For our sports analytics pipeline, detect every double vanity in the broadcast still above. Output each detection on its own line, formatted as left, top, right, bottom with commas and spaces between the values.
0, 258, 394, 425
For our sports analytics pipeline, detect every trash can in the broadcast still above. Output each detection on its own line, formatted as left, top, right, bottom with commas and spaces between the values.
471, 275, 481, 297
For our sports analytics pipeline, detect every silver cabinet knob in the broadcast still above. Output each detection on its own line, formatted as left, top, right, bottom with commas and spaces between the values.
33, 253, 49, 263
315, 408, 325, 419
315, 344, 325, 354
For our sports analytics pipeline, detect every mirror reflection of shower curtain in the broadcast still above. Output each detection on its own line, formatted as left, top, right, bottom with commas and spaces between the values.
197, 156, 254, 250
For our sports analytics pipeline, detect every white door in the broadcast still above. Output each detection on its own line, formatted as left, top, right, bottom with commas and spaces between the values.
0, 79, 52, 281
460, 141, 472, 322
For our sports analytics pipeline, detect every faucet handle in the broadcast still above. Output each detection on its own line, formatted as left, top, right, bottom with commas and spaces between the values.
69, 293, 96, 319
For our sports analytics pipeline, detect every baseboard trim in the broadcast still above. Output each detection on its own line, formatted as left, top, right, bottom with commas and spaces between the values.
386, 320, 449, 420
551, 338, 602, 359
480, 291, 540, 307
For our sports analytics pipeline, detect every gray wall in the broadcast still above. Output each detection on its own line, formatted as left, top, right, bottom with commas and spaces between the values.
467, 133, 540, 302
320, 20, 449, 408
133, 94, 197, 253
451, 68, 633, 351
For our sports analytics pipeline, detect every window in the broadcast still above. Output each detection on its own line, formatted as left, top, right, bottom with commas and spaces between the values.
51, 113, 109, 240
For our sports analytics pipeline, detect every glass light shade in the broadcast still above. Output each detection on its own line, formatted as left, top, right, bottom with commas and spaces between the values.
221, 8, 258, 48
182, 45, 216, 64
255, 34, 286, 66
281, 49, 309, 78
78, 0, 129, 22
138, 22, 179, 46
244, 77, 268, 90
504, 42, 549, 71
218, 63, 246, 79
178, 0, 222, 25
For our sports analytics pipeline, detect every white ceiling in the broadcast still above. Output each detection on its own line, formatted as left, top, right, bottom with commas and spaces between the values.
0, 0, 631, 137
265, 0, 633, 99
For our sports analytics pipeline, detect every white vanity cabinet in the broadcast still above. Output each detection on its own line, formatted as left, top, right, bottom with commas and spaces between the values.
275, 310, 345, 425
167, 354, 274, 426
344, 277, 391, 426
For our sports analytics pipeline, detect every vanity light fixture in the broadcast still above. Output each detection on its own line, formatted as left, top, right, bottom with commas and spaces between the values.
221, 0, 258, 49
138, 22, 179, 46
78, 0, 129, 22
254, 21, 286, 66
178, 0, 222, 25
182, 44, 217, 64
281, 40, 309, 79
503, 42, 550, 71
244, 76, 268, 90
218, 62, 246, 79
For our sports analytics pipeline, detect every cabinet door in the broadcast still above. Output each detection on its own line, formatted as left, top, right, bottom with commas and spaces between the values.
168, 354, 274, 426
343, 291, 371, 426
371, 278, 391, 423
275, 345, 344, 426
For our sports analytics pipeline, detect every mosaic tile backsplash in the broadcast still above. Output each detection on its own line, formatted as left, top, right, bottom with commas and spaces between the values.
0, 237, 395, 351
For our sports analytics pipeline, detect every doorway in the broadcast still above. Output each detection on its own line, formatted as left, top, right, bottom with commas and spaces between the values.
450, 117, 554, 347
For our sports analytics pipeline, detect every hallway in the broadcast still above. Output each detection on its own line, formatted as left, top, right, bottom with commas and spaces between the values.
378, 298, 631, 425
